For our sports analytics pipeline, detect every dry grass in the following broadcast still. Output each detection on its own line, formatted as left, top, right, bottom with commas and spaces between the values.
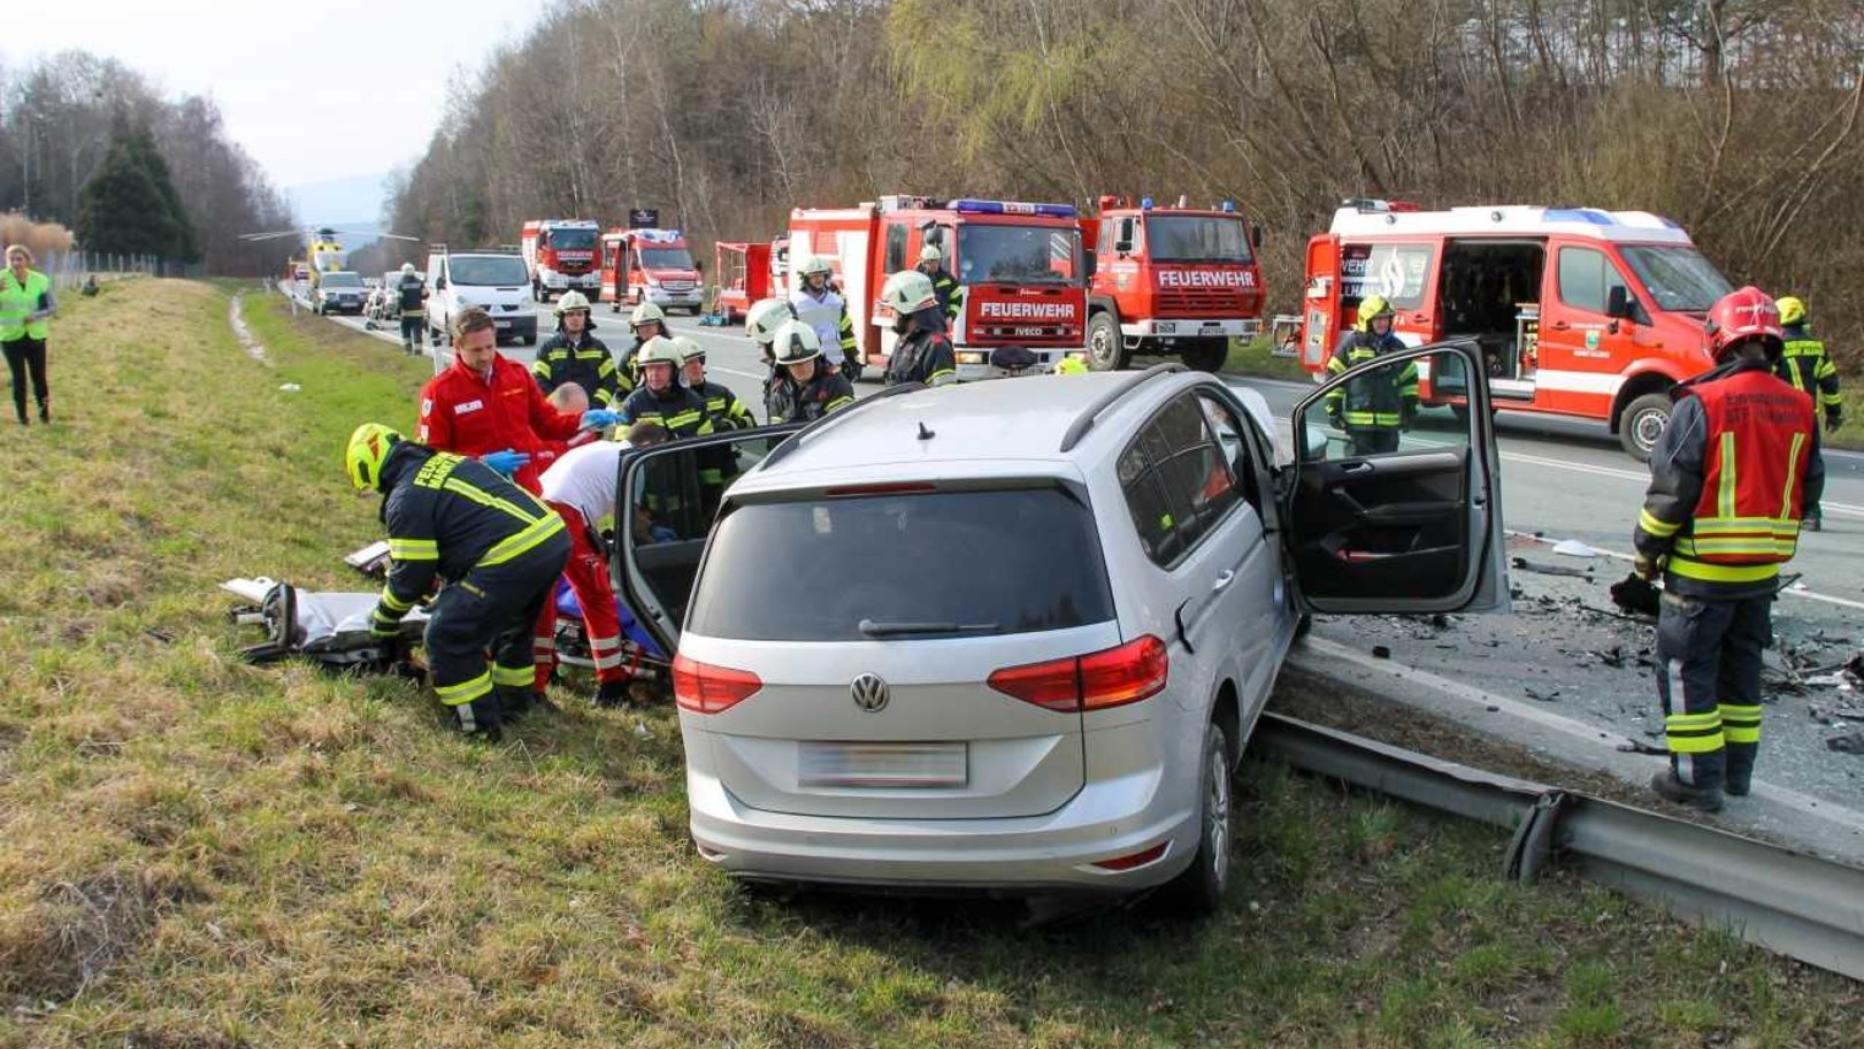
0, 281, 1858, 1047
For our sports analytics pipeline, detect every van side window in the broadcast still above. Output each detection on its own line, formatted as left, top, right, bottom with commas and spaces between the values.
1558, 247, 1632, 316
1117, 395, 1234, 566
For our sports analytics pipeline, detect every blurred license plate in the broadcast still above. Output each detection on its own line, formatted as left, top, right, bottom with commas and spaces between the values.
799, 742, 967, 788
494, 320, 511, 329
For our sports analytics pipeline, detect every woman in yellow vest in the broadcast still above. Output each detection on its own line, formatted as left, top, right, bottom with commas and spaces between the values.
0, 245, 56, 425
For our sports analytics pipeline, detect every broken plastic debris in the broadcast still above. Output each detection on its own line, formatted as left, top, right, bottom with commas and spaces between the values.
1372, 645, 1391, 659
1552, 539, 1601, 558
279, 383, 302, 392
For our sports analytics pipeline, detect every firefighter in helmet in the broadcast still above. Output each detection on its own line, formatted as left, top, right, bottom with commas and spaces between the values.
766, 321, 854, 423
1773, 295, 1842, 530
616, 335, 711, 440
1633, 286, 1823, 812
880, 270, 957, 388
348, 423, 572, 741
621, 300, 669, 386
917, 244, 962, 328
532, 291, 626, 409
745, 297, 794, 419
674, 335, 754, 432
789, 254, 861, 382
1324, 294, 1417, 456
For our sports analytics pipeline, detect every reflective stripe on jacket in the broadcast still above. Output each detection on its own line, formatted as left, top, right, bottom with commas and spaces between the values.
1634, 358, 1823, 599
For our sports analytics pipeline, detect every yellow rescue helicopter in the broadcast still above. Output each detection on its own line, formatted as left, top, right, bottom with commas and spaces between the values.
240, 225, 420, 287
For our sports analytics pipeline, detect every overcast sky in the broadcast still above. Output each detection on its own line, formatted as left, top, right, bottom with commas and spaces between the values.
5, 0, 549, 201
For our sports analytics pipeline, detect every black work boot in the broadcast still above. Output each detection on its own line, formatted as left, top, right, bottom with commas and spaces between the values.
595, 679, 630, 709
498, 685, 533, 722
455, 696, 503, 743
1651, 770, 1724, 813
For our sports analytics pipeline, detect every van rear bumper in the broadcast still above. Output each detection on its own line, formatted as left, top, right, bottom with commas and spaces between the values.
686, 759, 1199, 892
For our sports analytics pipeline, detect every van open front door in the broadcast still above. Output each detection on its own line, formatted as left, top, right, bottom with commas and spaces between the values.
1301, 234, 1342, 374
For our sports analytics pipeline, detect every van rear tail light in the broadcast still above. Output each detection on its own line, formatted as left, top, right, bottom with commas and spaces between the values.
987, 636, 1168, 713
673, 654, 763, 714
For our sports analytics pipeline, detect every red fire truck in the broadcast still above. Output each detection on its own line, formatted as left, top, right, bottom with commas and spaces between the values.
521, 219, 602, 302
1298, 200, 1734, 459
1082, 195, 1266, 372
788, 195, 1086, 380
599, 227, 703, 315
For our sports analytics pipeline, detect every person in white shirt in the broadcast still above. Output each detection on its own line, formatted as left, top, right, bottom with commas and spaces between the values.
534, 420, 668, 707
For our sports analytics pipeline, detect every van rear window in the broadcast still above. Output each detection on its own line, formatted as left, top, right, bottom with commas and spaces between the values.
685, 487, 1114, 642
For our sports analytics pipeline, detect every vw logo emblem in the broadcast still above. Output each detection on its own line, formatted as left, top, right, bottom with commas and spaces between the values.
850, 673, 890, 713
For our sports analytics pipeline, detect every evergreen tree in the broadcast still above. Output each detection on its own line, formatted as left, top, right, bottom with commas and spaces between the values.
74, 117, 198, 261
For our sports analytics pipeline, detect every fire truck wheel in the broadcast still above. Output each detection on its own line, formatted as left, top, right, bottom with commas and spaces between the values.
1180, 338, 1229, 373
1619, 392, 1672, 462
1086, 311, 1128, 371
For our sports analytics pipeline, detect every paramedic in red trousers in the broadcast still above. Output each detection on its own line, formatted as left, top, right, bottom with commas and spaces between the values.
1632, 286, 1823, 813
535, 419, 670, 708
418, 307, 619, 493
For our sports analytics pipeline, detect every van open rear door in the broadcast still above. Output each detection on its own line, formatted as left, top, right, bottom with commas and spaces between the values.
1301, 234, 1342, 375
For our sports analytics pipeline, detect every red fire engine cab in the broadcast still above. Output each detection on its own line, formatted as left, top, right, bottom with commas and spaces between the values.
520, 219, 602, 303
789, 195, 1086, 381
599, 228, 703, 315
1300, 200, 1734, 460
1082, 195, 1266, 372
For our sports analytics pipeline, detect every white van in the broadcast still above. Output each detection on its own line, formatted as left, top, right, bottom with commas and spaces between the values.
425, 248, 538, 349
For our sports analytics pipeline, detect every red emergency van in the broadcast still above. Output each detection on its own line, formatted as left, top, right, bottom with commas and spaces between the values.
599, 228, 703, 315
789, 195, 1086, 381
1299, 201, 1734, 460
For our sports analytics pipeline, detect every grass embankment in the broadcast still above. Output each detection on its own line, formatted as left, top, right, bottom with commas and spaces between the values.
0, 280, 1858, 1047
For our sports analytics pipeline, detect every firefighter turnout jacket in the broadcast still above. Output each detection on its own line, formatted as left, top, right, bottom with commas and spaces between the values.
884, 317, 957, 388
769, 363, 854, 423
396, 274, 427, 319
418, 351, 587, 494
368, 443, 569, 636
618, 383, 713, 439
1777, 323, 1844, 427
1324, 328, 1418, 431
927, 266, 962, 327
533, 331, 627, 408
1634, 357, 1825, 600
692, 379, 755, 431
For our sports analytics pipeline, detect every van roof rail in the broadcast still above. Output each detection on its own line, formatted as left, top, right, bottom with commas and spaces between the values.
1059, 363, 1186, 453
760, 381, 927, 471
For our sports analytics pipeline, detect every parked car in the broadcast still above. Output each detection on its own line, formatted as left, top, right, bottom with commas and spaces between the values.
425, 249, 537, 350
313, 271, 368, 315
610, 348, 1508, 912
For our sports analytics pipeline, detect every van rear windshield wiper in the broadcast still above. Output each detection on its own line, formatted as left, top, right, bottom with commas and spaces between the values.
858, 620, 1001, 638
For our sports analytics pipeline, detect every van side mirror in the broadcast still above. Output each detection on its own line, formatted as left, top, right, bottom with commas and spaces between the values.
1252, 226, 1264, 249
434, 277, 447, 290
1084, 249, 1097, 279
1607, 285, 1632, 321
694, 259, 705, 274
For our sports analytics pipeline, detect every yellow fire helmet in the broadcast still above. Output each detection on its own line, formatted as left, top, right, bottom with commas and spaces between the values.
346, 423, 401, 491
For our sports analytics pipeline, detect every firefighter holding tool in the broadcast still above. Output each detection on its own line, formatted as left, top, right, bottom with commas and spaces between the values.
1632, 286, 1823, 812
347, 423, 572, 741
1324, 294, 1417, 457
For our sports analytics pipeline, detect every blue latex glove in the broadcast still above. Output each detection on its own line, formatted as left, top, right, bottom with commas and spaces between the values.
581, 409, 620, 431
481, 449, 531, 477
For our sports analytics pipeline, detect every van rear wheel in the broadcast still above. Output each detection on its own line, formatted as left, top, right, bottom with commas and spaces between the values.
1160, 721, 1232, 914
1619, 392, 1672, 462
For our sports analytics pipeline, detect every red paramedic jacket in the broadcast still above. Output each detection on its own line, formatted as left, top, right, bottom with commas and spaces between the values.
417, 353, 584, 494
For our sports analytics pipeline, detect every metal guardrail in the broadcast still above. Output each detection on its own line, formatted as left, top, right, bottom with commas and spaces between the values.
1254, 712, 1864, 981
